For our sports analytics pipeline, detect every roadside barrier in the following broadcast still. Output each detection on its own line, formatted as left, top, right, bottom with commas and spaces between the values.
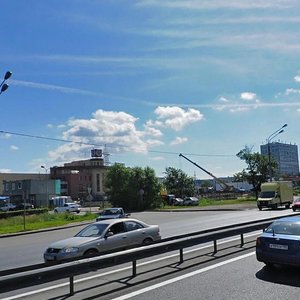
0, 213, 298, 295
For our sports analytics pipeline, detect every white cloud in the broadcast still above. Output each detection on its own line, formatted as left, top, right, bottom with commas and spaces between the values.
146, 139, 164, 147
10, 145, 19, 151
0, 133, 11, 139
154, 106, 204, 131
143, 124, 163, 137
240, 92, 257, 101
219, 97, 229, 103
136, 0, 294, 10
151, 156, 165, 161
294, 75, 300, 82
48, 109, 165, 164
285, 88, 300, 95
0, 169, 12, 173
170, 137, 188, 145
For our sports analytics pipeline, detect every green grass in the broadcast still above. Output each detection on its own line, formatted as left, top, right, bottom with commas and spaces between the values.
0, 212, 97, 234
161, 196, 257, 209
0, 197, 257, 234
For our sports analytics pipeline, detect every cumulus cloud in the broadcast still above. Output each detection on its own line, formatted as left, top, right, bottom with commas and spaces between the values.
170, 137, 188, 145
10, 145, 19, 151
294, 75, 300, 82
154, 106, 203, 131
240, 92, 256, 101
45, 106, 203, 166
48, 109, 166, 164
219, 96, 229, 102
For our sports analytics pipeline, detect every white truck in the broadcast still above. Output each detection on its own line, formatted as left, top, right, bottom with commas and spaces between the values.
257, 181, 293, 210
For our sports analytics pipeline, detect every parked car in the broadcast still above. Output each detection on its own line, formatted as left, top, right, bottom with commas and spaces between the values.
54, 202, 81, 213
173, 198, 184, 206
291, 197, 300, 211
183, 197, 199, 206
256, 216, 300, 268
15, 203, 35, 210
44, 218, 161, 263
0, 203, 17, 212
96, 207, 129, 221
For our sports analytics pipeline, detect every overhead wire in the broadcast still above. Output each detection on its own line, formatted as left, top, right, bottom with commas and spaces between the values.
0, 129, 236, 157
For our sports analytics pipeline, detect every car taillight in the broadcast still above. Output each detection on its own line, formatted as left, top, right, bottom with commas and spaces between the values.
256, 237, 261, 246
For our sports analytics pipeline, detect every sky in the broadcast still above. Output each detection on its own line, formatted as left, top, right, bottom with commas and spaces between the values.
1, 0, 300, 179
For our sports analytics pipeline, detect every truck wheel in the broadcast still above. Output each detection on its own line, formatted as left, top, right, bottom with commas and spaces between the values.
292, 207, 296, 212
258, 206, 262, 211
272, 204, 278, 210
285, 203, 290, 209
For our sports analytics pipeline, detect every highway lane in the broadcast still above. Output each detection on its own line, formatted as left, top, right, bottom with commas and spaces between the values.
2, 232, 300, 300
0, 208, 297, 270
114, 252, 300, 300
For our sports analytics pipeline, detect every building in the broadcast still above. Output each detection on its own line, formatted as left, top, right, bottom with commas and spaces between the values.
260, 142, 299, 177
0, 173, 48, 195
50, 150, 109, 202
2, 178, 61, 207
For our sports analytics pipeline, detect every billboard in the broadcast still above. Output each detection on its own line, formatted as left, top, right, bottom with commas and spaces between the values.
91, 149, 102, 158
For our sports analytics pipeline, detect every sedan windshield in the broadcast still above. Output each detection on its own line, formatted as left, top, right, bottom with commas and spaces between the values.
75, 223, 109, 237
102, 209, 121, 215
265, 221, 300, 236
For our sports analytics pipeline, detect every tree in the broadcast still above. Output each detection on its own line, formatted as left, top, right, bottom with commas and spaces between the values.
235, 146, 277, 198
105, 164, 162, 211
163, 167, 195, 197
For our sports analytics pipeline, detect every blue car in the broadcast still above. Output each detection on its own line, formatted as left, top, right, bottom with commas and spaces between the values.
256, 216, 300, 268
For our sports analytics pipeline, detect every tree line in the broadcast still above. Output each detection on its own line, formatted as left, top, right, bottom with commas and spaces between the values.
105, 146, 275, 210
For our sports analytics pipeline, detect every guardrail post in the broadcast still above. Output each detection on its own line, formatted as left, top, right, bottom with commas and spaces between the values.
240, 234, 244, 247
69, 276, 74, 295
132, 260, 137, 277
213, 240, 217, 253
179, 248, 183, 263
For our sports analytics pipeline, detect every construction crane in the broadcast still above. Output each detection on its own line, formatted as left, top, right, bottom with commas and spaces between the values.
179, 153, 234, 192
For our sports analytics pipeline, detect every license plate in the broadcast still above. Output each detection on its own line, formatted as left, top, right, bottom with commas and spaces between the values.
269, 243, 288, 250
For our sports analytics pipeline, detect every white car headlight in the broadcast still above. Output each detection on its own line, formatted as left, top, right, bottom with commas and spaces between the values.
61, 247, 79, 254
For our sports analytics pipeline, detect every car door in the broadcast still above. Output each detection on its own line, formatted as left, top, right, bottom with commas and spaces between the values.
123, 220, 147, 246
100, 221, 128, 252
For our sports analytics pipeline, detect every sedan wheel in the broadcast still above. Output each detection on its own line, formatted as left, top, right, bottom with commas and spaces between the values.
142, 238, 153, 245
84, 249, 98, 258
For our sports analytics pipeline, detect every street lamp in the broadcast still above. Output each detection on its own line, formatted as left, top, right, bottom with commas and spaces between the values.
41, 165, 49, 207
0, 71, 12, 95
266, 124, 287, 181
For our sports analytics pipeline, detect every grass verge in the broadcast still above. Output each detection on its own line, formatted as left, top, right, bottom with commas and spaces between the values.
0, 212, 97, 235
161, 196, 257, 209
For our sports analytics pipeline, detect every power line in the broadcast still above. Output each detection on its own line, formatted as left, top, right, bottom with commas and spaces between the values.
0, 129, 236, 157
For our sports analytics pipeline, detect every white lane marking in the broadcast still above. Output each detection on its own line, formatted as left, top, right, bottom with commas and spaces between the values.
112, 252, 256, 300
1, 232, 259, 300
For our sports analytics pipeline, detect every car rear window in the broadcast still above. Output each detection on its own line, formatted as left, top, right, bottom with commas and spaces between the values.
265, 221, 300, 236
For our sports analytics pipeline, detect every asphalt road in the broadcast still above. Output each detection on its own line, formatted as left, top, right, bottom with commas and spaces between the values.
0, 207, 297, 270
1, 207, 299, 299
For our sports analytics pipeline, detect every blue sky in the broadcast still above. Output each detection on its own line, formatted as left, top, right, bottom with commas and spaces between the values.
1, 0, 300, 179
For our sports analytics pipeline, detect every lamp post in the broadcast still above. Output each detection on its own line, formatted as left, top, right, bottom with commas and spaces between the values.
0, 71, 12, 95
266, 124, 287, 181
41, 165, 49, 207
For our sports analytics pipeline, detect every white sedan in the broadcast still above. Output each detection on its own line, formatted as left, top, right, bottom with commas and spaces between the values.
54, 202, 81, 213
44, 218, 161, 263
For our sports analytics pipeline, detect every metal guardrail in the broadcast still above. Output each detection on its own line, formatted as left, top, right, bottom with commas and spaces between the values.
0, 214, 297, 295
